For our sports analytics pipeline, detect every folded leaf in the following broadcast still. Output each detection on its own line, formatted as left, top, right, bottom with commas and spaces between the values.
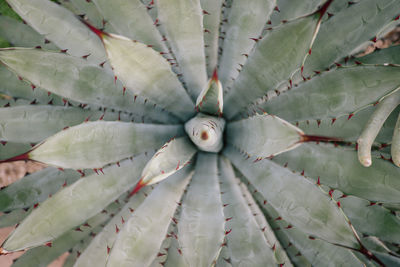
10, 121, 182, 169
0, 49, 174, 123
7, 0, 106, 64
1, 154, 149, 251
106, 168, 192, 267
224, 145, 359, 248
272, 143, 400, 203
195, 69, 223, 116
227, 113, 303, 158
157, 0, 207, 100
131, 137, 197, 194
90, 31, 195, 121
164, 153, 225, 267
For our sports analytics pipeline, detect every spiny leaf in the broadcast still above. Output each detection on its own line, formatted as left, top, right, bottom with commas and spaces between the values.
224, 145, 359, 248
4, 121, 182, 169
0, 15, 57, 49
218, 156, 277, 265
200, 0, 223, 76
195, 68, 223, 116
1, 154, 150, 252
224, 6, 327, 119
272, 143, 400, 203
164, 153, 225, 266
262, 65, 400, 122
226, 113, 304, 158
74, 187, 150, 267
0, 168, 80, 212
392, 112, 400, 166
131, 137, 196, 196
87, 30, 195, 121
302, 0, 400, 76
218, 0, 276, 92
156, 0, 207, 100
0, 49, 175, 123
106, 168, 192, 267
92, 0, 167, 53
6, 0, 107, 64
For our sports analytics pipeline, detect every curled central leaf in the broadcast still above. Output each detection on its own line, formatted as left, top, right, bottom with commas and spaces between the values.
185, 113, 225, 153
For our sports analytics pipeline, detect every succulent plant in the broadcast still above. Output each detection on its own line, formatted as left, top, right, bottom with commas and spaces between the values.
0, 0, 400, 266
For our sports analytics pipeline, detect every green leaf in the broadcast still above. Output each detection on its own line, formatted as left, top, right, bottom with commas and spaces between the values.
245, 181, 364, 267
195, 69, 223, 116
0, 208, 29, 228
262, 65, 400, 122
238, 181, 293, 266
106, 168, 192, 267
352, 45, 400, 65
156, 0, 207, 100
272, 143, 400, 203
1, 154, 150, 252
0, 15, 57, 49
6, 0, 107, 64
269, 0, 324, 26
0, 105, 98, 143
164, 153, 225, 266
97, 32, 195, 121
357, 90, 400, 167
224, 11, 323, 119
226, 113, 303, 158
338, 195, 400, 243
0, 168, 80, 212
224, 145, 359, 248
64, 0, 105, 29
302, 0, 400, 76
135, 137, 197, 190
92, 0, 167, 53
0, 141, 31, 160
295, 105, 399, 144
0, 65, 63, 105
73, 187, 150, 267
200, 0, 223, 76
218, 0, 275, 93
0, 49, 175, 123
392, 112, 400, 166
23, 121, 182, 169
218, 156, 277, 265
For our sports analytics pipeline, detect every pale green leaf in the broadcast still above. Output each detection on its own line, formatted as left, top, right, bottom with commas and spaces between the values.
224, 145, 359, 248
106, 168, 192, 267
226, 113, 303, 158
6, 0, 106, 64
100, 33, 195, 121
195, 70, 223, 115
26, 121, 182, 169
2, 154, 150, 251
156, 0, 207, 100
165, 153, 225, 267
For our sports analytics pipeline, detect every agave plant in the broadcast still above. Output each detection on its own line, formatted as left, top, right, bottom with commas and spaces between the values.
0, 0, 400, 266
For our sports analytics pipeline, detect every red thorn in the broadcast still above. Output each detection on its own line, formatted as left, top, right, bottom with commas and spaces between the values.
211, 68, 218, 82
285, 224, 293, 229
81, 19, 106, 39
275, 216, 282, 221
337, 201, 341, 208
107, 246, 110, 254
62, 181, 67, 187
225, 229, 232, 235
176, 160, 180, 170
317, 177, 321, 185
128, 178, 147, 197
274, 6, 280, 12
331, 118, 336, 124
367, 202, 376, 207
309, 236, 316, 240
308, 48, 312, 55
202, 10, 210, 15
347, 113, 354, 120
83, 223, 91, 227
225, 217, 233, 222
316, 0, 334, 19
301, 134, 342, 143
45, 242, 52, 247
0, 151, 31, 163
75, 227, 82, 232
328, 189, 334, 198
115, 225, 119, 233
300, 170, 305, 176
